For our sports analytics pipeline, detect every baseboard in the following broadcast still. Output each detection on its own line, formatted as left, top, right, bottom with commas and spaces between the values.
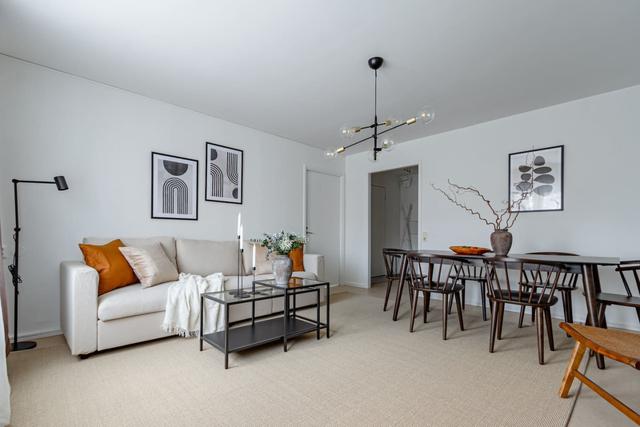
340, 281, 369, 289
9, 328, 62, 341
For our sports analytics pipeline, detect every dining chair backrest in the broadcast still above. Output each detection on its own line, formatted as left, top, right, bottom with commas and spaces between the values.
407, 254, 467, 292
484, 258, 567, 305
526, 252, 581, 290
616, 260, 640, 298
382, 248, 406, 279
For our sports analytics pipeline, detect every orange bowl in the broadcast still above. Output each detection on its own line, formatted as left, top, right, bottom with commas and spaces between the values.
449, 246, 492, 255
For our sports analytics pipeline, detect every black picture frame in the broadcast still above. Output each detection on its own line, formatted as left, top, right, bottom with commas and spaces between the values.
151, 152, 199, 220
508, 145, 564, 213
205, 142, 244, 205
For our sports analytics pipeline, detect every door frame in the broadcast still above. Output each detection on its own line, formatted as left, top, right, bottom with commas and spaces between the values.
302, 165, 345, 286
368, 163, 421, 288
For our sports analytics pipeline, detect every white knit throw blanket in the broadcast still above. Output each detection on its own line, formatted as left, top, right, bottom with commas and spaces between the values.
162, 272, 225, 337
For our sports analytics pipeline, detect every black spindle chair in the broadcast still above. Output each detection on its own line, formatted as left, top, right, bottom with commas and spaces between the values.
407, 254, 466, 340
382, 248, 411, 312
448, 263, 489, 321
597, 260, 640, 327
518, 252, 581, 329
484, 258, 566, 364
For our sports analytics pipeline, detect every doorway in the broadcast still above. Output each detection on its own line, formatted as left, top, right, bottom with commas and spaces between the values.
370, 165, 419, 284
304, 168, 343, 286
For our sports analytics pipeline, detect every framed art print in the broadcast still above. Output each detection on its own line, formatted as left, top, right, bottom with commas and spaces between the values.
509, 145, 563, 212
151, 152, 198, 220
205, 142, 244, 204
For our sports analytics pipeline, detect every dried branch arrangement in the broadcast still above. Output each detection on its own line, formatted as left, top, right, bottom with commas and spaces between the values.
431, 180, 530, 231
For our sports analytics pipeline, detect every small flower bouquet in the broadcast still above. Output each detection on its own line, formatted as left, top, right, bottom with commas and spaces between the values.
261, 231, 306, 256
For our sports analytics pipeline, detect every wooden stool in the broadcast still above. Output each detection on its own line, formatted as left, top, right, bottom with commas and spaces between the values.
559, 322, 640, 424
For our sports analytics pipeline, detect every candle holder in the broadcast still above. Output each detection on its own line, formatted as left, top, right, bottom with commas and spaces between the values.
230, 234, 252, 298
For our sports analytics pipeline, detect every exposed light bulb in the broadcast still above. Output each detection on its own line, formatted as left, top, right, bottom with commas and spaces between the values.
325, 147, 337, 158
382, 118, 399, 127
339, 125, 358, 139
381, 139, 395, 151
417, 106, 435, 124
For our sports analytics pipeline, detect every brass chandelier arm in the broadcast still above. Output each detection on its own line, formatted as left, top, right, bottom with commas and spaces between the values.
341, 120, 412, 151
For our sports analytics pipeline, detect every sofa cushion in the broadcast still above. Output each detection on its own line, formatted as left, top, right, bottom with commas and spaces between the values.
79, 239, 138, 295
83, 236, 177, 268
98, 281, 176, 321
242, 243, 271, 275
176, 239, 238, 276
119, 243, 179, 287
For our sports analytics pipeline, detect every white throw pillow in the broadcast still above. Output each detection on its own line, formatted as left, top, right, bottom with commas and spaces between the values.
119, 243, 179, 288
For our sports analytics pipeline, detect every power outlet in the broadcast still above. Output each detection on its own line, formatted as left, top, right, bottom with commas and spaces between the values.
422, 232, 428, 241
0, 243, 6, 259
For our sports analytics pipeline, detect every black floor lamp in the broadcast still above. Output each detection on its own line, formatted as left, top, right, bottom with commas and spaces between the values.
9, 176, 68, 351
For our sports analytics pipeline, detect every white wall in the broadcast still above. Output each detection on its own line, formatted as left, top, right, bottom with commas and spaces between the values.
0, 55, 344, 338
345, 84, 640, 330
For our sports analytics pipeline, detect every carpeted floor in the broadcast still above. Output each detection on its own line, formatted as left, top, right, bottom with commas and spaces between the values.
8, 292, 581, 426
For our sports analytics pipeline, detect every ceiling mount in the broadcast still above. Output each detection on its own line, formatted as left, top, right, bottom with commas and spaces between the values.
368, 56, 384, 70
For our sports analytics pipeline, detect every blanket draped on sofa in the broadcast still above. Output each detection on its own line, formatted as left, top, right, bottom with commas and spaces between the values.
162, 273, 225, 337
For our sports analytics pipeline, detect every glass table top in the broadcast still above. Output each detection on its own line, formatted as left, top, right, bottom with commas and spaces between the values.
254, 277, 330, 289
203, 286, 285, 304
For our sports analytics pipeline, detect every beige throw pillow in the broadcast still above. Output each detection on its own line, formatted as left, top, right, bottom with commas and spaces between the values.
119, 243, 179, 288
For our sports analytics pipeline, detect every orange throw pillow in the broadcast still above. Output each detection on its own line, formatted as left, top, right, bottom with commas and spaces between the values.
289, 246, 305, 272
79, 239, 138, 295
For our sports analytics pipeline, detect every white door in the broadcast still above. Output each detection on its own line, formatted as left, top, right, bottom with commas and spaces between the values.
305, 170, 341, 285
370, 185, 386, 277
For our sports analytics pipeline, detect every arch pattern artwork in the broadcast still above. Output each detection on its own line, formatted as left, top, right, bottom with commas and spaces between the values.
209, 163, 224, 197
151, 152, 198, 220
508, 145, 563, 212
205, 142, 243, 204
163, 177, 189, 214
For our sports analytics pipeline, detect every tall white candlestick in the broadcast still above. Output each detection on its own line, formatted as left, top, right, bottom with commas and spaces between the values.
237, 212, 241, 236
252, 243, 256, 268
239, 225, 244, 251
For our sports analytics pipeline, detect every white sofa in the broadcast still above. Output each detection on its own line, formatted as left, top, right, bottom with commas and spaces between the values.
60, 236, 325, 357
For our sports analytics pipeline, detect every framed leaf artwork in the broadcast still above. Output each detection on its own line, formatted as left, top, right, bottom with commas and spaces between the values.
509, 145, 564, 212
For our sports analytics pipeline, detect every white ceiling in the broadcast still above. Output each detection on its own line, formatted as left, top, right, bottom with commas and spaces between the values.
1, 0, 639, 152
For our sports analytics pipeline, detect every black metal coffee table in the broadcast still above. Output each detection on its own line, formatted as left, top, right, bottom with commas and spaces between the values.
200, 278, 330, 369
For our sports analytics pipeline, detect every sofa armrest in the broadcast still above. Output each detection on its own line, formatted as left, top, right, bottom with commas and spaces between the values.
303, 254, 325, 281
60, 261, 98, 355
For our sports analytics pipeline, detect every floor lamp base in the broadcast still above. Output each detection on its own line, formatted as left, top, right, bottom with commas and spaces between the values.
12, 341, 37, 352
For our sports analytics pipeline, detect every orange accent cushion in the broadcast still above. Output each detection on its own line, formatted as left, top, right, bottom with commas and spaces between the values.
79, 239, 138, 295
289, 246, 305, 272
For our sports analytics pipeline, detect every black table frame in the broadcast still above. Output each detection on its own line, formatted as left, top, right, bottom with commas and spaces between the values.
390, 250, 619, 369
200, 280, 330, 369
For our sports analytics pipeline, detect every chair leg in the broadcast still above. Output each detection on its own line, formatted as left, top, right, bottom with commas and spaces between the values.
461, 280, 466, 309
448, 290, 454, 314
544, 308, 555, 351
454, 291, 464, 331
518, 306, 526, 328
598, 304, 608, 329
559, 342, 587, 397
531, 306, 536, 323
536, 307, 545, 365
409, 289, 419, 332
497, 303, 505, 340
383, 278, 394, 311
480, 281, 488, 321
489, 301, 500, 353
442, 294, 449, 340
425, 292, 431, 313
566, 291, 574, 323
423, 291, 428, 323
560, 291, 569, 323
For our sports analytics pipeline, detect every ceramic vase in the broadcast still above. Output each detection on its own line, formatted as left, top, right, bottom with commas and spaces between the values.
272, 254, 293, 286
490, 229, 513, 256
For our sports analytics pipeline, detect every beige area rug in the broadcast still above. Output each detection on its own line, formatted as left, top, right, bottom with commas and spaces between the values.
7, 293, 578, 426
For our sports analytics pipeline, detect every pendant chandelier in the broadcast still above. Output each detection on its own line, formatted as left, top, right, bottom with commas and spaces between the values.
325, 56, 434, 161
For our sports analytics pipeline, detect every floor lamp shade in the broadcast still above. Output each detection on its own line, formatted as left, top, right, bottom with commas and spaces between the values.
54, 176, 68, 191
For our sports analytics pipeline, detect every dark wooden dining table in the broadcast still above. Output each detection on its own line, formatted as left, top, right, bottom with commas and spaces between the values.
390, 249, 620, 369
